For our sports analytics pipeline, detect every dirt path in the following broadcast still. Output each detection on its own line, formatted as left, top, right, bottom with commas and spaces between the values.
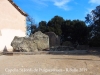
0, 55, 100, 75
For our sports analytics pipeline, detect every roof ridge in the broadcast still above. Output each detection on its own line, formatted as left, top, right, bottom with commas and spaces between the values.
8, 0, 28, 16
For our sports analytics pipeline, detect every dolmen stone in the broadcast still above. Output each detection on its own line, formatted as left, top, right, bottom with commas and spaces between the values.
11, 31, 49, 52
45, 32, 60, 47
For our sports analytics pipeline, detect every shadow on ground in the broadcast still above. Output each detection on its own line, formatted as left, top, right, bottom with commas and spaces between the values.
51, 58, 100, 61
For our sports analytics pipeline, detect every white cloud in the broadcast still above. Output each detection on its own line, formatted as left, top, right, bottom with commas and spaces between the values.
31, 0, 48, 7
31, 0, 71, 10
89, 0, 100, 4
52, 0, 71, 10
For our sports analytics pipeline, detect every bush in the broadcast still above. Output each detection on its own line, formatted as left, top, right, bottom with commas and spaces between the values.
62, 41, 73, 47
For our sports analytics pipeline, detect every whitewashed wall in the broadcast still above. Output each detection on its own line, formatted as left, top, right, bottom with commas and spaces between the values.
0, 0, 26, 52
0, 29, 26, 52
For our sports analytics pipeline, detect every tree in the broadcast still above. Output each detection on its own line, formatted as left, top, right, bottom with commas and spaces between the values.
47, 15, 65, 36
72, 20, 88, 45
61, 20, 88, 45
26, 15, 37, 35
61, 20, 73, 42
85, 5, 100, 47
38, 21, 47, 33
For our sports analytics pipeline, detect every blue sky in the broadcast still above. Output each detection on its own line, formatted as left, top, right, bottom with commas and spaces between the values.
13, 0, 100, 24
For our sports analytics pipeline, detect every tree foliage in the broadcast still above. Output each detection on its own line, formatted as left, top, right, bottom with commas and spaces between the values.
38, 21, 47, 33
37, 15, 88, 45
85, 5, 100, 47
61, 20, 88, 45
47, 15, 65, 36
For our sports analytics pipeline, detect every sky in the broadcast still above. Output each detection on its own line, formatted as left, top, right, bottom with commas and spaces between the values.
13, 0, 100, 24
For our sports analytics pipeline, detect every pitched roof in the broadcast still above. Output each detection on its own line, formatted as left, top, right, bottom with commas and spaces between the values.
8, 0, 28, 16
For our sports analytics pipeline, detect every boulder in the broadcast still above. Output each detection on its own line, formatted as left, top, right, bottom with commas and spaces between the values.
30, 31, 49, 51
11, 31, 49, 52
11, 36, 24, 51
45, 32, 60, 47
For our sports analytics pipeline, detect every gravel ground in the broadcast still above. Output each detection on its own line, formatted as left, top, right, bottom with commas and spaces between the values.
0, 55, 100, 75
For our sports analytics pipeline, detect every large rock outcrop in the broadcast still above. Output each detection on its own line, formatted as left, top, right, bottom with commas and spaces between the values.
11, 31, 49, 52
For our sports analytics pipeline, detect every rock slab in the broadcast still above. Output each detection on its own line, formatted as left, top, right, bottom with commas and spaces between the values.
45, 32, 60, 47
11, 31, 49, 52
